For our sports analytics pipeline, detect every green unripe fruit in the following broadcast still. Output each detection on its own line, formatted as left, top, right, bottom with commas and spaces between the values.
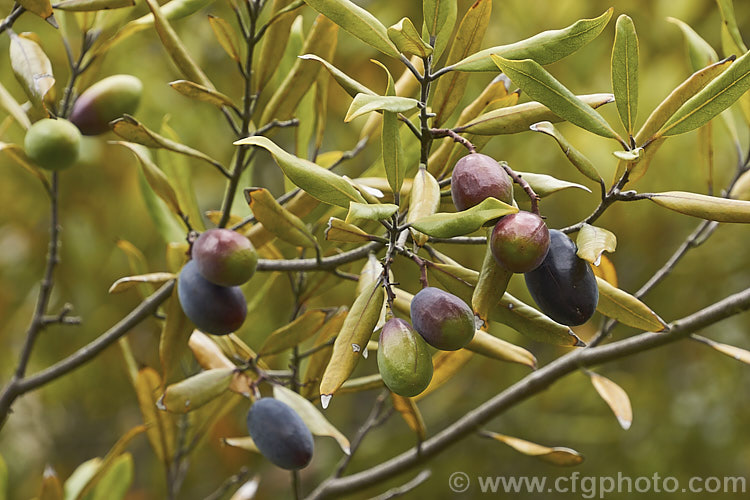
24, 118, 81, 170
410, 287, 475, 351
192, 229, 258, 286
377, 318, 433, 397
490, 211, 550, 273
69, 75, 143, 135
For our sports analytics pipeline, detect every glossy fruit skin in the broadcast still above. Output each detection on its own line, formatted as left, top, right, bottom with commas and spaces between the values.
490, 211, 550, 273
192, 229, 258, 286
410, 287, 475, 351
377, 318, 433, 397
177, 260, 247, 335
69, 75, 143, 135
524, 230, 599, 326
24, 118, 81, 170
450, 153, 513, 211
246, 398, 314, 470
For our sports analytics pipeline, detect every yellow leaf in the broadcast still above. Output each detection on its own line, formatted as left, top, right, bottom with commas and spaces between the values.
588, 371, 633, 430
466, 331, 537, 369
481, 431, 584, 466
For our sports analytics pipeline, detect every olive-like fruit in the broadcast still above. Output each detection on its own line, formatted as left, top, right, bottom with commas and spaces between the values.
377, 318, 433, 397
177, 260, 247, 335
24, 118, 81, 170
69, 75, 143, 135
192, 229, 258, 286
246, 398, 314, 470
524, 229, 599, 326
490, 211, 550, 273
450, 153, 513, 211
410, 287, 475, 351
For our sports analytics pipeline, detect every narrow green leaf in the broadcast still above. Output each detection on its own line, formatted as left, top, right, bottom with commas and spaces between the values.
64, 459, 102, 500
108, 272, 175, 294
424, 262, 477, 307
576, 223, 616, 266
410, 197, 518, 238
657, 50, 750, 137
0, 80, 31, 129
667, 17, 719, 72
159, 284, 193, 385
301, 308, 348, 399
9, 32, 55, 113
0, 142, 50, 189
458, 93, 614, 135
135, 368, 175, 465
245, 188, 317, 248
450, 9, 613, 72
344, 93, 419, 122
234, 136, 366, 208
490, 293, 584, 346
208, 15, 241, 63
647, 190, 750, 222
89, 453, 133, 500
388, 17, 432, 57
516, 171, 592, 197
595, 277, 667, 332
319, 279, 385, 403
274, 385, 351, 454
299, 55, 376, 98
529, 121, 602, 182
159, 368, 235, 413
303, 0, 399, 57
52, 0, 134, 11
258, 310, 327, 357
256, 0, 302, 91
492, 55, 623, 141
169, 80, 236, 110
716, 0, 748, 54
472, 242, 512, 329
136, 169, 186, 244
431, 0, 492, 127
611, 15, 639, 135
325, 217, 375, 243
345, 202, 399, 225
382, 109, 405, 195
422, 0, 456, 61
406, 166, 441, 246
467, 330, 537, 369
482, 431, 584, 466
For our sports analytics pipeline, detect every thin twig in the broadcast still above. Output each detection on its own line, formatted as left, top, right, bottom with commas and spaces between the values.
256, 241, 384, 272
369, 470, 432, 500
429, 128, 476, 154
499, 162, 540, 215
0, 4, 24, 35
334, 390, 390, 478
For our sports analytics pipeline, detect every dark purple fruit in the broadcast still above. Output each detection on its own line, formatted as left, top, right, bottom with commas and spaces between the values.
246, 398, 314, 470
377, 318, 433, 397
410, 287, 475, 351
450, 153, 513, 211
524, 230, 598, 326
177, 260, 247, 335
192, 229, 258, 286
490, 211, 550, 273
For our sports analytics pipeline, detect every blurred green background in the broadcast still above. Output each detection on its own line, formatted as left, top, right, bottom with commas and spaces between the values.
1, 0, 750, 498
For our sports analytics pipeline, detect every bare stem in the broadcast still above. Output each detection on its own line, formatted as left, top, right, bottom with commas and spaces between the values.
499, 162, 540, 215
429, 128, 476, 154
0, 4, 24, 35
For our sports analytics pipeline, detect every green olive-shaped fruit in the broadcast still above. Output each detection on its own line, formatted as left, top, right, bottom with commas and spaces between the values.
69, 75, 143, 135
24, 118, 81, 170
377, 318, 433, 397
490, 211, 550, 273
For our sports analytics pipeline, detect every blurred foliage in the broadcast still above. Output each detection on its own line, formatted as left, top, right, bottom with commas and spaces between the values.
1, 0, 750, 498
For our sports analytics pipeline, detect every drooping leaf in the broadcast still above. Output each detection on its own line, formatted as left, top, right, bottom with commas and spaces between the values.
245, 188, 317, 248
298, 55, 376, 98
611, 15, 639, 136
457, 94, 614, 135
301, 308, 348, 399
413, 349, 473, 401
273, 385, 351, 454
692, 334, 750, 365
595, 277, 667, 332
716, 0, 750, 125
344, 94, 420, 122
108, 272, 175, 293
490, 293, 584, 346
159, 368, 235, 413
481, 431, 584, 466
528, 122, 602, 183
591, 254, 618, 288
391, 394, 426, 441
52, 0, 134, 11
0, 142, 49, 190
666, 17, 719, 72
63, 459, 101, 500
256, 0, 303, 91
515, 171, 592, 197
234, 136, 366, 208
258, 310, 327, 357
18, 0, 55, 24
587, 371, 633, 430
9, 32, 55, 113
472, 242, 512, 329
169, 79, 236, 109
449, 9, 613, 72
38, 466, 63, 500
576, 224, 616, 266
656, 50, 750, 137
260, 15, 338, 124
208, 15, 241, 63
422, 0, 456, 61
159, 284, 193, 385
0, 81, 31, 129
302, 0, 399, 58
492, 55, 623, 141
188, 331, 253, 394
466, 330, 537, 368
319, 279, 385, 404
647, 191, 750, 222
325, 218, 375, 243
388, 17, 432, 57
431, 0, 492, 127
406, 166, 441, 246
410, 197, 518, 238
89, 453, 133, 500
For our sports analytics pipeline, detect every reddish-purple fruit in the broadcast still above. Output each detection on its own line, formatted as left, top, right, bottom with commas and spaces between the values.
192, 229, 258, 286
377, 318, 433, 397
177, 260, 247, 335
246, 398, 314, 470
450, 153, 513, 211
410, 287, 475, 351
69, 75, 142, 135
490, 211, 550, 273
